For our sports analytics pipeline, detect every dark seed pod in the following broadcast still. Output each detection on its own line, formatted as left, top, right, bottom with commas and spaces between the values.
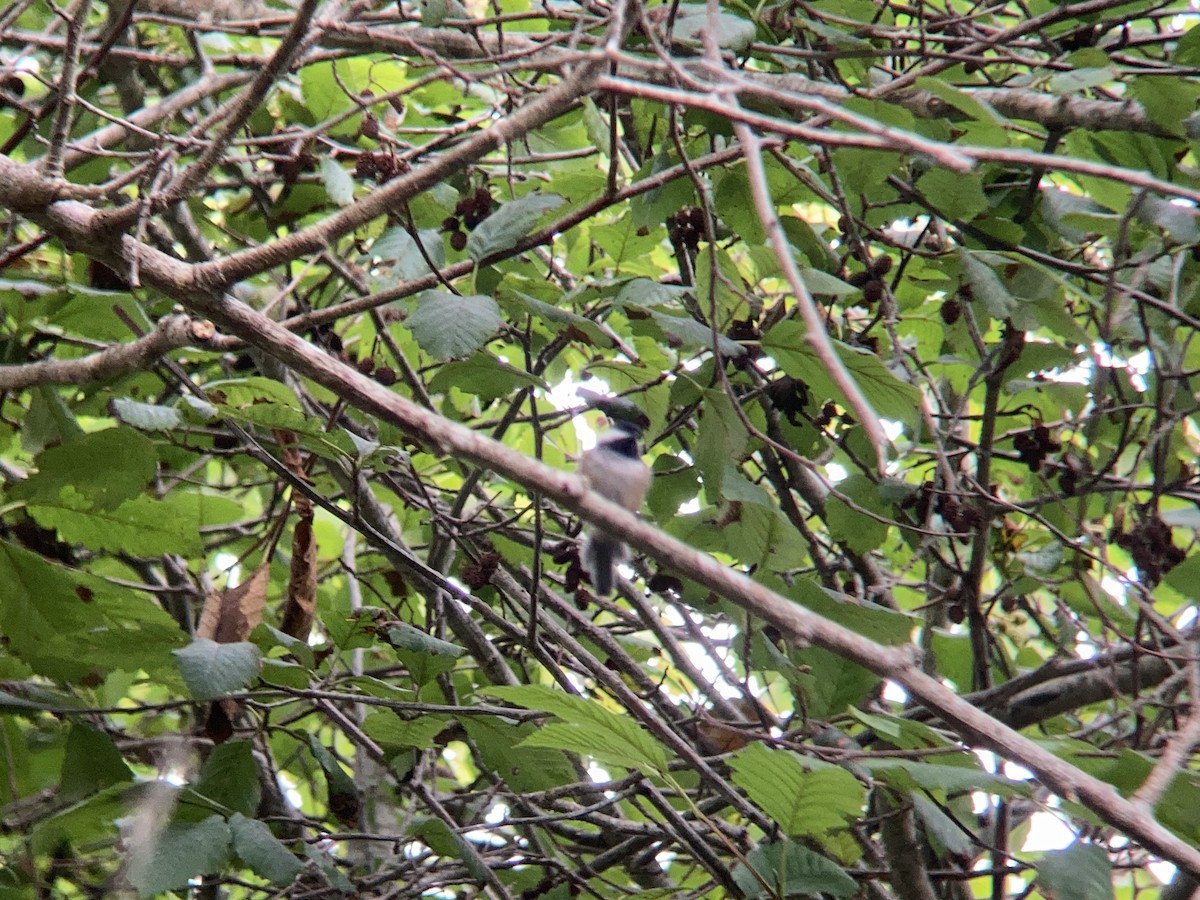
870, 254, 894, 276
360, 110, 380, 140
861, 280, 885, 304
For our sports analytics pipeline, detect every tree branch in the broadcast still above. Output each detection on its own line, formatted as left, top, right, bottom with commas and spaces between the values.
0, 315, 213, 391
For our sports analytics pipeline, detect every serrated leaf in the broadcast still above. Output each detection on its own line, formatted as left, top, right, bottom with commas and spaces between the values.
230, 813, 303, 885
918, 168, 987, 222
369, 227, 446, 282
614, 277, 692, 308
381, 621, 465, 658
110, 398, 182, 431
28, 490, 203, 557
732, 839, 858, 898
405, 291, 501, 359
466, 193, 564, 262
484, 685, 670, 774
502, 290, 608, 345
189, 741, 261, 818
307, 736, 358, 797
320, 157, 355, 206
864, 758, 1022, 796
959, 249, 1016, 319
363, 711, 450, 750
800, 267, 857, 296
127, 815, 232, 898
912, 793, 975, 858
763, 320, 920, 430
411, 817, 489, 882
695, 388, 748, 503
428, 352, 548, 402
462, 716, 579, 792
1034, 843, 1113, 900
649, 310, 747, 358
825, 475, 890, 554
10, 428, 156, 511
419, 0, 447, 26
60, 723, 133, 802
173, 639, 261, 700
728, 743, 864, 838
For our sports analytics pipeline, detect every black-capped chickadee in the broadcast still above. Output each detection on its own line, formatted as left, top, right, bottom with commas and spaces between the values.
578, 419, 651, 596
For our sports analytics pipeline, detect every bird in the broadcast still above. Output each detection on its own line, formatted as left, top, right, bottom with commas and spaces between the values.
578, 418, 651, 596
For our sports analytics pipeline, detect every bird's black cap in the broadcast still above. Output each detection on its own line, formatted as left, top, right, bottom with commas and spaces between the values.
577, 389, 650, 435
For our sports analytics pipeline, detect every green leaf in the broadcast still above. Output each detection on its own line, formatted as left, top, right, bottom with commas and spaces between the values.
728, 743, 865, 838
1047, 67, 1115, 95
694, 388, 749, 503
959, 249, 1016, 319
60, 723, 133, 802
792, 646, 879, 719
614, 277, 692, 308
380, 621, 465, 658
127, 815, 232, 897
484, 685, 670, 774
410, 817, 489, 882
110, 398, 183, 431
917, 167, 987, 222
648, 310, 746, 358
28, 489, 204, 556
187, 741, 262, 819
461, 716, 579, 792
800, 267, 857, 297
369, 227, 446, 282
714, 166, 765, 244
1176, 23, 1200, 65
405, 291, 501, 359
864, 758, 1023, 796
173, 639, 261, 700
763, 320, 921, 430
230, 813, 303, 885
23, 384, 83, 454
428, 352, 547, 402
825, 475, 891, 554
29, 783, 130, 857
362, 711, 450, 750
10, 427, 156, 510
1034, 843, 1113, 900
912, 792, 975, 858
732, 839, 858, 898
502, 289, 608, 345
307, 736, 359, 801
466, 193, 564, 262
419, 0, 447, 26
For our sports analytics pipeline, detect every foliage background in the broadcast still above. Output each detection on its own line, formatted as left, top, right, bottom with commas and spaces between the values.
3, 0, 1200, 897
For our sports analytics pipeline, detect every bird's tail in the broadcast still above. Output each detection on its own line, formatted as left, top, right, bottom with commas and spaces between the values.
581, 532, 625, 596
